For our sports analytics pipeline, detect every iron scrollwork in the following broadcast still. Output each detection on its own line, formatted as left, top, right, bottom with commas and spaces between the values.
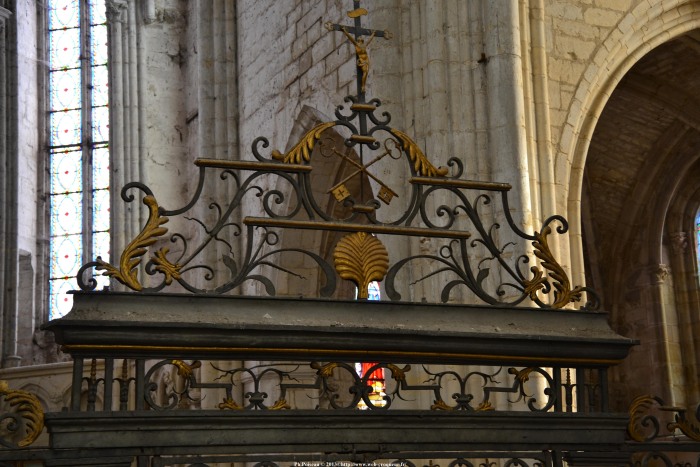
144, 360, 299, 411
0, 381, 44, 449
138, 360, 562, 413
73, 0, 596, 311
628, 395, 700, 442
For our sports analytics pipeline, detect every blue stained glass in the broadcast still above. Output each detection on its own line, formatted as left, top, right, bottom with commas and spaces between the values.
50, 148, 82, 193
92, 145, 110, 189
92, 189, 110, 232
367, 281, 381, 300
50, 69, 81, 111
49, 28, 80, 70
91, 106, 109, 142
51, 192, 83, 236
90, 25, 108, 65
50, 109, 82, 146
49, 277, 78, 320
51, 234, 83, 277
695, 212, 700, 269
48, 0, 79, 30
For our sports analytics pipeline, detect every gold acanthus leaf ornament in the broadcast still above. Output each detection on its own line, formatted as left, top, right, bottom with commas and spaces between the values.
96, 195, 169, 291
627, 395, 663, 442
152, 247, 182, 285
171, 360, 201, 379
524, 225, 584, 309
311, 362, 340, 378
389, 128, 449, 177
0, 380, 45, 448
271, 122, 337, 164
667, 407, 700, 441
218, 397, 243, 411
333, 232, 389, 299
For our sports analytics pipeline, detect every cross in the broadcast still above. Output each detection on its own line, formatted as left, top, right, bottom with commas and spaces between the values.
325, 1, 392, 97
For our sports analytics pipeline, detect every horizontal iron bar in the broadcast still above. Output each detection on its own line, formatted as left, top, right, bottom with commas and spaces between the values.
243, 217, 472, 238
194, 158, 312, 172
410, 177, 512, 191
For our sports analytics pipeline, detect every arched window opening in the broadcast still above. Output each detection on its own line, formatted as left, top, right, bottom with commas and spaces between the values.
48, 0, 110, 319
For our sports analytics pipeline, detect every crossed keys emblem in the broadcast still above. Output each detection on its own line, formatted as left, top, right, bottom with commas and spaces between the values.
320, 138, 401, 205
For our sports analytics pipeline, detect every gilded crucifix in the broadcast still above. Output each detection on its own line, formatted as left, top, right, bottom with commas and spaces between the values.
325, 1, 392, 95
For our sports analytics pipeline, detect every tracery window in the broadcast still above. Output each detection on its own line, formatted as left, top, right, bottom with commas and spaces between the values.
48, 0, 110, 319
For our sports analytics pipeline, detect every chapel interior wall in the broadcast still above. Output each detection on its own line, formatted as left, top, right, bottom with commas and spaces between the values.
0, 0, 697, 424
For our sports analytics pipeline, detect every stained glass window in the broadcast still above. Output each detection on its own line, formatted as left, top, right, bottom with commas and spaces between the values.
48, 0, 110, 319
696, 211, 700, 273
356, 281, 386, 409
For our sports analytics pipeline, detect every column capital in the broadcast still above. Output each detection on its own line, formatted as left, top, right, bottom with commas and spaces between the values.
652, 263, 671, 284
0, 6, 11, 32
106, 0, 128, 24
0, 6, 11, 21
668, 231, 689, 255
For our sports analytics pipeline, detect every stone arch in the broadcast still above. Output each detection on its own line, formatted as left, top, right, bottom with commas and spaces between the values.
560, 0, 700, 285
569, 7, 700, 408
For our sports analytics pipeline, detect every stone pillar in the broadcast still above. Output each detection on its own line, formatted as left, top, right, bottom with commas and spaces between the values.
192, 0, 241, 289
105, 0, 149, 282
0, 3, 21, 368
668, 230, 700, 405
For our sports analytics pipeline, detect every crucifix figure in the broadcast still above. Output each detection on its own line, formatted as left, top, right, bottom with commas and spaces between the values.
325, 1, 391, 96
341, 26, 375, 93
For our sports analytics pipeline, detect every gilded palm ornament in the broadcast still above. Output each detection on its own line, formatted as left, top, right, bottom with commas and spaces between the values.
333, 232, 389, 299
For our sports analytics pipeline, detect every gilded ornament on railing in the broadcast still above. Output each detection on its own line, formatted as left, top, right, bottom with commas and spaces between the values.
333, 232, 389, 299
271, 122, 336, 164
268, 399, 291, 411
431, 399, 494, 412
475, 401, 495, 411
389, 129, 449, 177
530, 226, 584, 309
509, 367, 536, 385
72, 0, 600, 312
0, 380, 44, 448
152, 248, 182, 285
386, 363, 409, 383
628, 395, 663, 442
622, 394, 700, 443
667, 404, 700, 442
431, 399, 455, 411
218, 397, 243, 411
171, 360, 200, 379
311, 362, 341, 378
96, 195, 168, 291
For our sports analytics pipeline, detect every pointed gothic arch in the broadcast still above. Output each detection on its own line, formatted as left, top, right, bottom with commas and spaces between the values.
560, 0, 700, 288
577, 28, 700, 409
